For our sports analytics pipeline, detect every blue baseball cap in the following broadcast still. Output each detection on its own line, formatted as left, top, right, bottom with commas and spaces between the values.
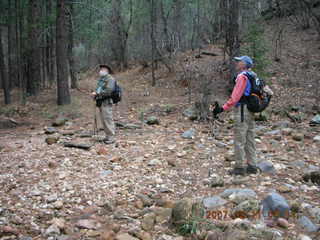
234, 56, 253, 68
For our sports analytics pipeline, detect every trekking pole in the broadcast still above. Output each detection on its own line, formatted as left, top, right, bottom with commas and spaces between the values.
93, 102, 98, 137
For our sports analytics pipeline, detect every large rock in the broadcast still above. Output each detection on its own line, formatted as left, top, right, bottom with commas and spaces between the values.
154, 207, 172, 224
141, 213, 156, 231
313, 135, 320, 142
302, 171, 320, 185
298, 216, 318, 232
220, 189, 257, 204
171, 198, 194, 226
310, 114, 320, 125
262, 193, 290, 219
307, 207, 320, 223
203, 196, 228, 210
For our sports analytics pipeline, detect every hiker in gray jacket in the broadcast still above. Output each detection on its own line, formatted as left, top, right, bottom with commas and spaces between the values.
92, 64, 116, 144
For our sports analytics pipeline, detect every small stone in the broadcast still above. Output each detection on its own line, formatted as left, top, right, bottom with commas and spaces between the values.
224, 154, 235, 162
167, 159, 176, 167
47, 194, 58, 203
45, 224, 60, 236
51, 218, 66, 231
52, 117, 67, 127
277, 218, 290, 228
136, 194, 153, 207
46, 135, 60, 145
277, 185, 292, 194
281, 128, 293, 136
134, 200, 144, 209
135, 231, 152, 240
292, 132, 304, 141
116, 233, 139, 240
53, 200, 63, 209
44, 127, 58, 134
141, 213, 156, 231
146, 116, 160, 125
100, 230, 116, 240
48, 161, 58, 169
155, 198, 175, 208
181, 129, 195, 139
148, 159, 161, 166
100, 170, 113, 177
97, 147, 108, 155
75, 219, 100, 230
183, 107, 198, 120
257, 161, 276, 173
210, 176, 224, 187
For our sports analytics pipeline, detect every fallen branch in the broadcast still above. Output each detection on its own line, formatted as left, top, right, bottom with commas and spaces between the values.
201, 51, 218, 57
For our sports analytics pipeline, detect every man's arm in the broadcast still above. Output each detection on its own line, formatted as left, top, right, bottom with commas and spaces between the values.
222, 74, 248, 111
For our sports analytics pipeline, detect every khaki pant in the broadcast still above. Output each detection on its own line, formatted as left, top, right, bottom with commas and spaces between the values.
233, 105, 257, 168
99, 101, 115, 137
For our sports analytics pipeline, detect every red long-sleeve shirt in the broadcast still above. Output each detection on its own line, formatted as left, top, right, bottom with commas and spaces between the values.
223, 73, 248, 111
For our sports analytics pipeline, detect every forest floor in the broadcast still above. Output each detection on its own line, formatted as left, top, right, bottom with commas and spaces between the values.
1, 26, 320, 240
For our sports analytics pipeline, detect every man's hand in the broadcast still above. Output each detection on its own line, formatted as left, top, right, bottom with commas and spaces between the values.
91, 92, 97, 99
212, 102, 224, 118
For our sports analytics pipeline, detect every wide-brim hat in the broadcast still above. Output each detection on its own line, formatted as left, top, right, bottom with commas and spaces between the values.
99, 64, 113, 74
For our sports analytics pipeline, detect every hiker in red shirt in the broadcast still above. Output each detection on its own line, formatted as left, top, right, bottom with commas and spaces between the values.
213, 56, 259, 176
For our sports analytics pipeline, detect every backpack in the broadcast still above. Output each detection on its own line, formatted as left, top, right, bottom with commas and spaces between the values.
240, 72, 271, 113
111, 81, 122, 104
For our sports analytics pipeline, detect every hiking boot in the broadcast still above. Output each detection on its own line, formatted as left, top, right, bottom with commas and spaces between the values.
229, 167, 246, 176
247, 164, 259, 174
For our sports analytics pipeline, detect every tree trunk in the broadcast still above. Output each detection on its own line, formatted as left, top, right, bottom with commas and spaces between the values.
150, 0, 156, 86
8, 0, 19, 88
0, 27, 11, 104
68, 2, 77, 89
27, 0, 42, 96
56, 0, 71, 105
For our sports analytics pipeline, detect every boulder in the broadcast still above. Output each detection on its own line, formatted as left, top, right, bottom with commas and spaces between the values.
310, 114, 320, 125
141, 213, 156, 231
171, 198, 194, 226
203, 196, 228, 210
298, 216, 318, 232
262, 193, 290, 219
257, 161, 276, 174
